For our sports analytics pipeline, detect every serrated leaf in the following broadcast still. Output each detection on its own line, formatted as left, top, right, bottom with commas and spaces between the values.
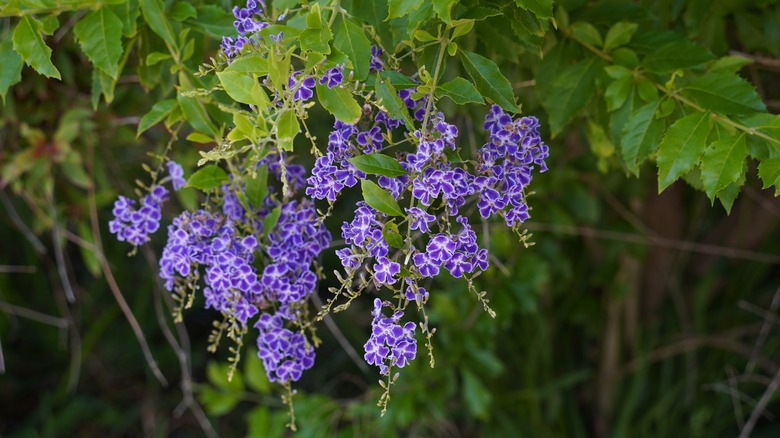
12, 16, 60, 79
605, 76, 631, 112
361, 179, 403, 216
334, 18, 371, 81
435, 77, 483, 105
187, 165, 228, 190
758, 157, 780, 194
388, 0, 423, 20
620, 100, 664, 175
656, 111, 711, 191
432, 0, 456, 22
316, 83, 362, 124
0, 39, 23, 103
515, 0, 553, 19
217, 71, 269, 108
246, 165, 269, 208
140, 0, 178, 50
571, 22, 603, 48
604, 22, 637, 51
114, 0, 140, 38
642, 42, 715, 73
542, 56, 600, 135
460, 50, 519, 113
709, 55, 753, 73
683, 72, 765, 115
382, 221, 404, 249
349, 154, 407, 177
263, 206, 282, 234
715, 179, 743, 213
137, 99, 177, 136
375, 78, 413, 127
73, 8, 124, 79
225, 54, 268, 75
701, 134, 746, 200
277, 110, 299, 152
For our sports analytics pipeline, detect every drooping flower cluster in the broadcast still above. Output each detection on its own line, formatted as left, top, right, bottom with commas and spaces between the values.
221, 0, 269, 59
363, 299, 417, 375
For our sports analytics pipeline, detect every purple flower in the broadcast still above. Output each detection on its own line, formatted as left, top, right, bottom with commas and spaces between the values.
166, 161, 186, 191
369, 45, 384, 72
364, 299, 417, 375
373, 256, 400, 285
319, 66, 344, 88
289, 71, 316, 101
406, 207, 435, 233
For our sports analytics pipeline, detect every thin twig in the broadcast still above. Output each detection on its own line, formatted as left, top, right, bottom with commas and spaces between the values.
0, 334, 4, 374
311, 291, 370, 374
48, 194, 76, 302
742, 287, 780, 374
0, 265, 36, 273
0, 190, 47, 254
739, 366, 780, 438
0, 299, 69, 328
86, 144, 168, 387
523, 222, 780, 265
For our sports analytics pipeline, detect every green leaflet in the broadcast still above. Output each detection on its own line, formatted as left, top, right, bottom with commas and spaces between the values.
604, 22, 638, 51
375, 77, 413, 127
246, 165, 269, 209
460, 50, 520, 113
683, 72, 765, 115
0, 39, 23, 102
620, 100, 664, 175
656, 111, 712, 192
641, 41, 715, 73
701, 134, 746, 201
435, 77, 483, 105
217, 71, 270, 108
12, 16, 61, 79
604, 76, 632, 112
277, 110, 299, 152
177, 93, 218, 137
515, 0, 553, 19
361, 179, 404, 216
225, 54, 268, 75
316, 83, 362, 124
140, 0, 178, 51
758, 157, 780, 194
74, 8, 124, 79
334, 18, 371, 81
432, 0, 457, 22
542, 56, 600, 135
387, 0, 424, 20
263, 205, 282, 234
382, 220, 404, 249
186, 165, 229, 191
137, 99, 177, 137
349, 154, 407, 178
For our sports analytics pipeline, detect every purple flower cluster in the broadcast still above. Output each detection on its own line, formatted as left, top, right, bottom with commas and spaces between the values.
221, 0, 268, 59
255, 313, 315, 382
109, 186, 167, 246
306, 120, 364, 201
364, 299, 417, 375
166, 161, 186, 190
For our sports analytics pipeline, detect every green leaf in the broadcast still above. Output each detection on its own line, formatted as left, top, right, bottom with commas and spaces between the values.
462, 370, 491, 419
113, 0, 140, 38
277, 110, 299, 152
263, 206, 282, 234
620, 100, 664, 175
701, 133, 746, 200
316, 83, 362, 124
514, 0, 553, 19
432, 0, 456, 22
683, 72, 765, 115
715, 179, 743, 213
709, 55, 753, 73
543, 56, 600, 135
217, 71, 269, 108
244, 351, 271, 395
140, 0, 178, 51
380, 70, 417, 89
73, 8, 124, 79
605, 76, 632, 112
571, 22, 603, 48
460, 50, 519, 113
334, 18, 371, 81
642, 42, 715, 73
177, 93, 217, 137
0, 39, 23, 103
758, 157, 780, 194
137, 99, 177, 137
12, 16, 60, 79
187, 5, 234, 39
604, 22, 637, 51
361, 179, 403, 216
225, 54, 268, 75
382, 220, 404, 249
656, 111, 712, 191
246, 165, 269, 209
349, 154, 407, 177
145, 51, 170, 66
171, 1, 197, 21
435, 77, 483, 105
375, 77, 413, 127
186, 165, 228, 190
388, 0, 423, 20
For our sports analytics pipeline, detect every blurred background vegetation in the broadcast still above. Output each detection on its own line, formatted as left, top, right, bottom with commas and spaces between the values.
2, 0, 780, 436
